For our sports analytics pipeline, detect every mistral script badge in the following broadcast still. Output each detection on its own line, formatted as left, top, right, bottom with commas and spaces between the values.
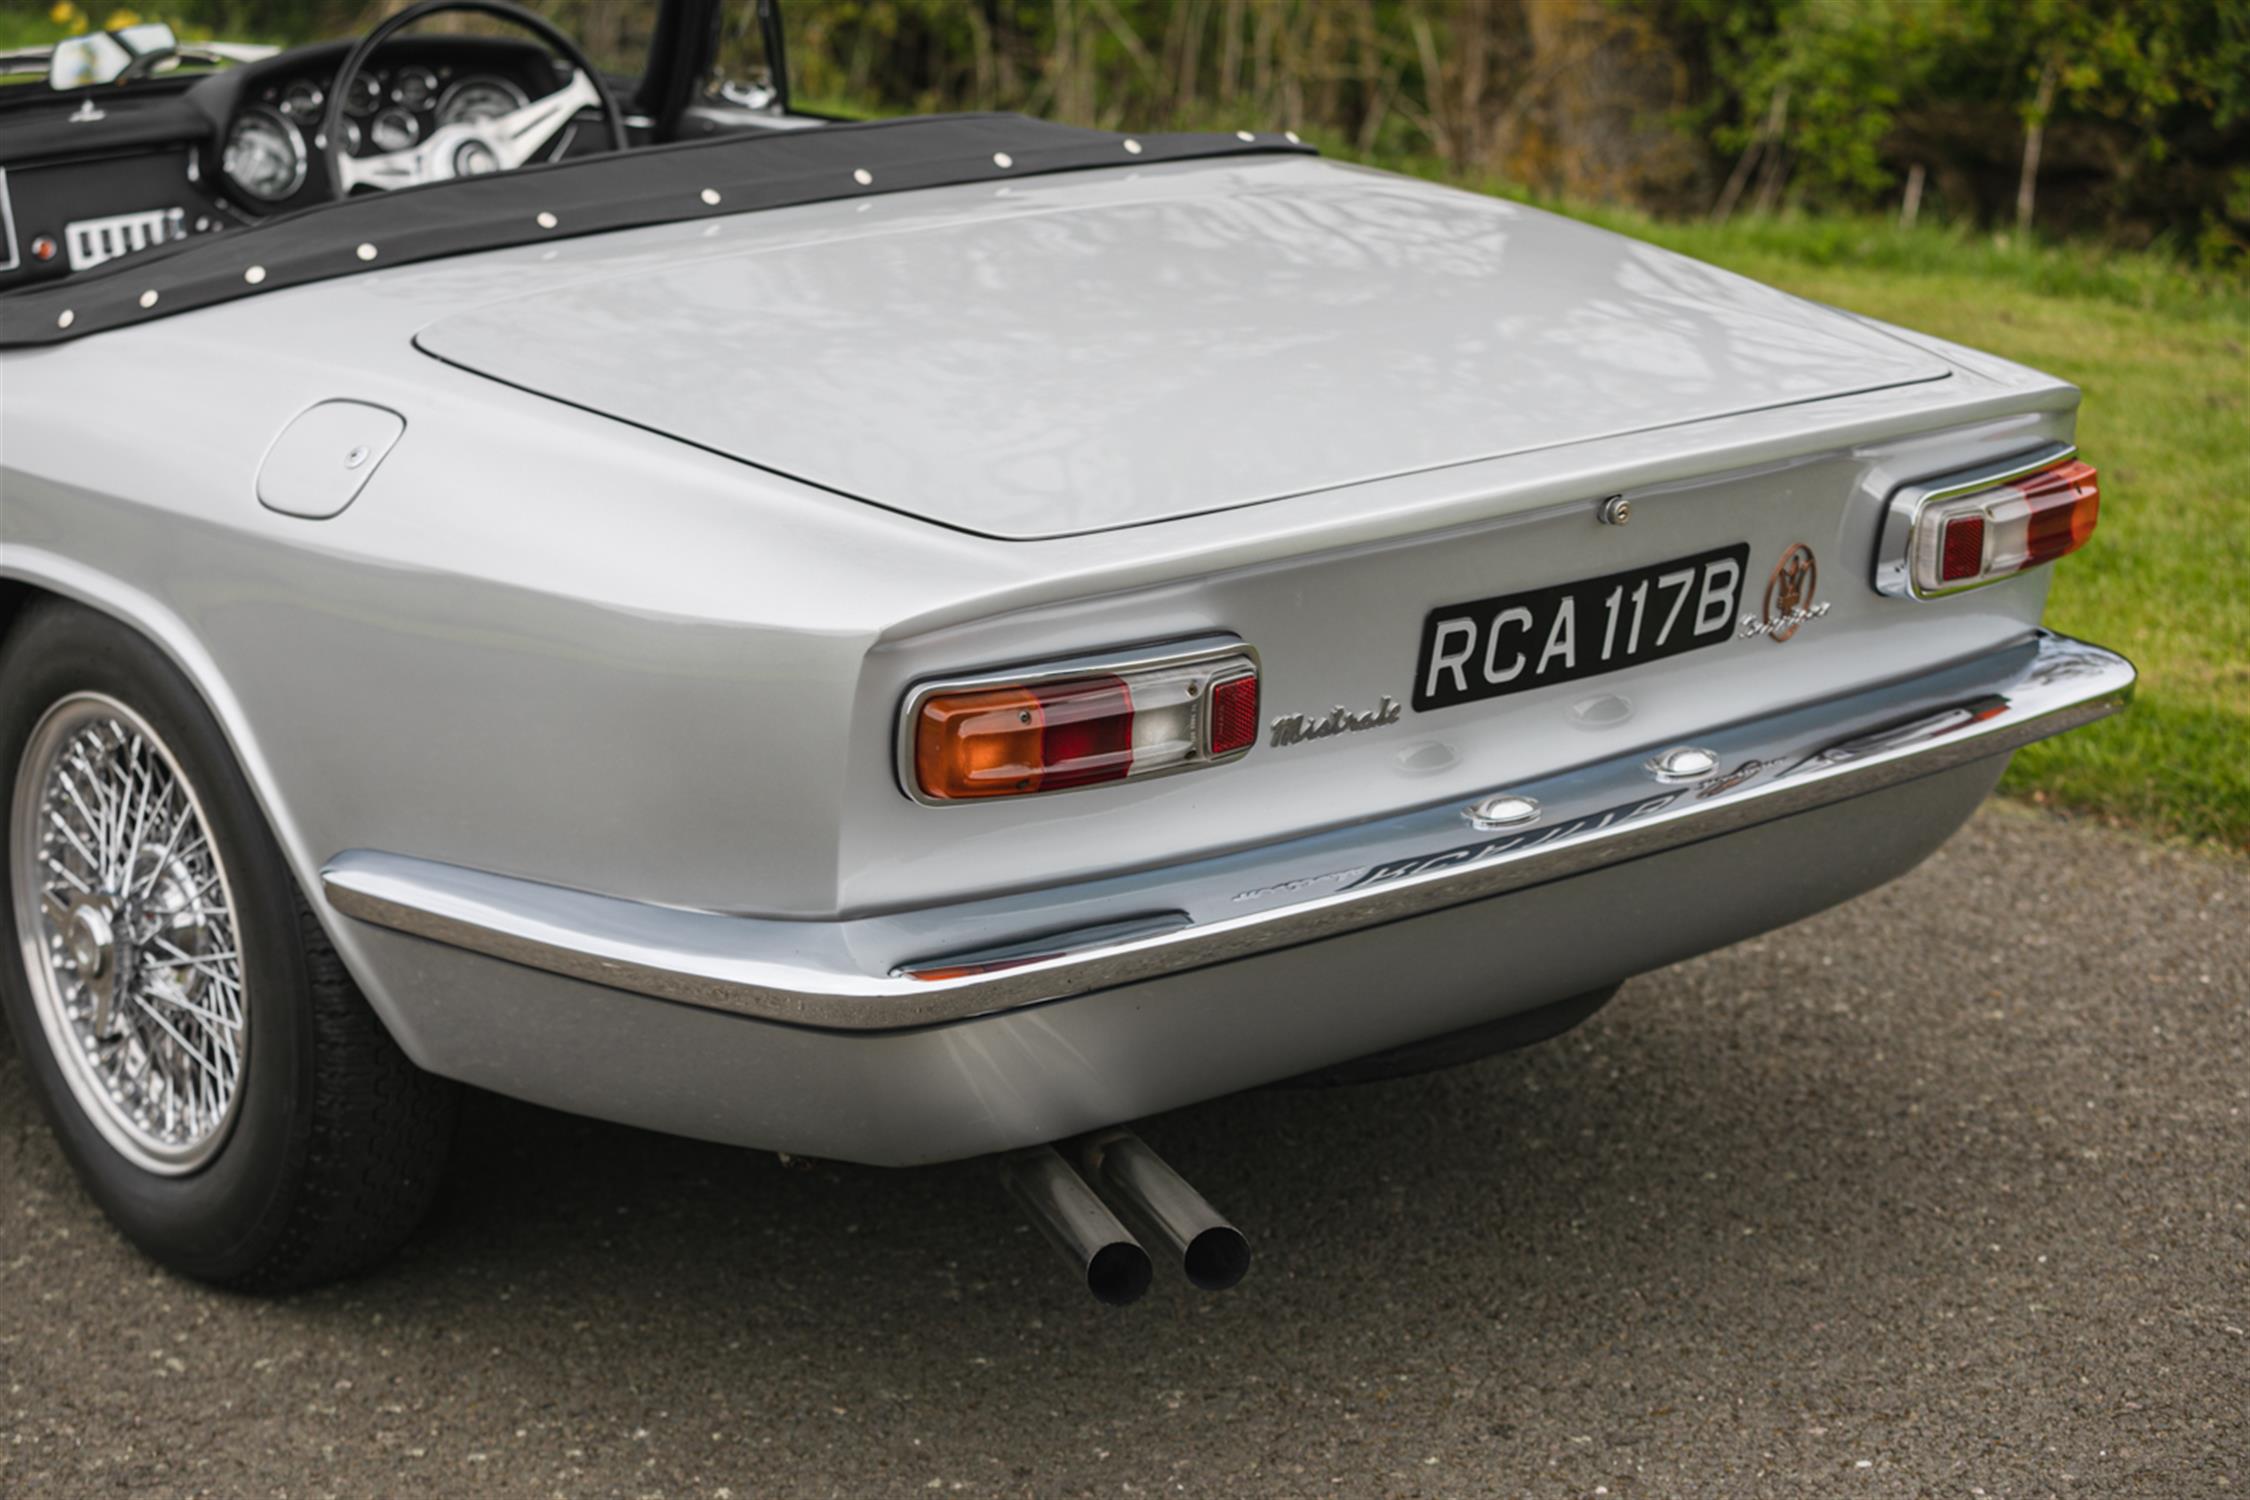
1270, 697, 1403, 749
1740, 542, 1830, 643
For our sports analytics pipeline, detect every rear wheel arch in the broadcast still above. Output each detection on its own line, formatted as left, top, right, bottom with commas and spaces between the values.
0, 575, 305, 877
0, 589, 459, 1288
0, 575, 392, 1029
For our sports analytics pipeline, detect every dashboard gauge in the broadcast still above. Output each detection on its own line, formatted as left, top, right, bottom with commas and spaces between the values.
370, 107, 420, 153
393, 66, 439, 110
222, 107, 307, 203
344, 72, 385, 117
279, 78, 324, 117
436, 76, 527, 126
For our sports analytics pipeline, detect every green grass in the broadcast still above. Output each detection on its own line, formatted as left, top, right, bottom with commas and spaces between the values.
1637, 221, 2250, 852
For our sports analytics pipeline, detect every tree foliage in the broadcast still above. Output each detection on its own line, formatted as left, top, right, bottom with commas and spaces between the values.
17, 0, 2246, 262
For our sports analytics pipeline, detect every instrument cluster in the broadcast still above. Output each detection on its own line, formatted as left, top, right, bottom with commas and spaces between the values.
223, 55, 541, 206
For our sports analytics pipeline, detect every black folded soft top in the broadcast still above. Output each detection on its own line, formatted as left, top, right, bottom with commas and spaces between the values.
0, 112, 1312, 347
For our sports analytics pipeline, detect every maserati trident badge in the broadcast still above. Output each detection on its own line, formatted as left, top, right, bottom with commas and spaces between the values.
1741, 541, 1829, 642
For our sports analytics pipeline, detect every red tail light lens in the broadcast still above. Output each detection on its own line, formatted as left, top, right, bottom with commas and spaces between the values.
908, 646, 1259, 803
1207, 672, 1260, 758
1026, 674, 1135, 792
1939, 513, 1986, 583
1909, 457, 2099, 596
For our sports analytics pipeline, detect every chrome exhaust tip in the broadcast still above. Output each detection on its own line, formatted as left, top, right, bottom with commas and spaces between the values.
1078, 1130, 1251, 1293
998, 1146, 1153, 1306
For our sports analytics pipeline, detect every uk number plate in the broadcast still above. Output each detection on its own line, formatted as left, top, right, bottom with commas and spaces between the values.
1412, 543, 1750, 712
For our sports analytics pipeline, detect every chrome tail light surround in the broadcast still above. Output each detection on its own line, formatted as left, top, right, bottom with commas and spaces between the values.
897, 636, 1260, 806
1874, 442, 2096, 600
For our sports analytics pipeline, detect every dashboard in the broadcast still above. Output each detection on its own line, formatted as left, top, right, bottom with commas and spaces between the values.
222, 40, 574, 208
0, 36, 617, 292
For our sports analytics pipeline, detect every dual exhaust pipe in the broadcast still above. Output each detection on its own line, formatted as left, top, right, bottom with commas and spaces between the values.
999, 1130, 1250, 1305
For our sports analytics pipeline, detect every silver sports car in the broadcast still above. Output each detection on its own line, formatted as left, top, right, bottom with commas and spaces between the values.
0, 0, 2131, 1303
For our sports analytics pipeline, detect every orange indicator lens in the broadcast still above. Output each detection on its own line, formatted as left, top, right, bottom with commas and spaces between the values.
915, 675, 1135, 800
914, 684, 1045, 800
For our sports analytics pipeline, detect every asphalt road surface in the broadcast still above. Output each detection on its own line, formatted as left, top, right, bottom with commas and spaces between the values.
3, 805, 2244, 1498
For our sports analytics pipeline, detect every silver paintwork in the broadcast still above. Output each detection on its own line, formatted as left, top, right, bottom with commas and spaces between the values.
332, 755, 2014, 1164
413, 157, 1953, 540
254, 400, 407, 519
1874, 441, 2076, 600
0, 148, 2127, 1162
10, 694, 248, 1174
319, 631, 2130, 1031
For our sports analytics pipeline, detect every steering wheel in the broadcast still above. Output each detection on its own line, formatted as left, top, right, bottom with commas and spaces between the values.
318, 0, 628, 199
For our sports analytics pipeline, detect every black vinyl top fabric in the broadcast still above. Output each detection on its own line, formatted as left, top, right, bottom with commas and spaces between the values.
0, 113, 1314, 347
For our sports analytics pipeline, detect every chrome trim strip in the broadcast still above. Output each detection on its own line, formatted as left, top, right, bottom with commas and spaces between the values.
1873, 441, 2076, 600
893, 634, 1259, 808
324, 631, 2133, 1033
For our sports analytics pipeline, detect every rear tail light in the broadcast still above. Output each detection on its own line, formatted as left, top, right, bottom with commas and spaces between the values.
905, 643, 1259, 803
1904, 456, 2099, 596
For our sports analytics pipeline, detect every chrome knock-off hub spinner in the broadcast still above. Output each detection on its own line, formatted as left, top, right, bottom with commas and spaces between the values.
61, 899, 121, 1030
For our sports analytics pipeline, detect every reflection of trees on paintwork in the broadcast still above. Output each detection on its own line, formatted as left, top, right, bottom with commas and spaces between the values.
421, 161, 1940, 537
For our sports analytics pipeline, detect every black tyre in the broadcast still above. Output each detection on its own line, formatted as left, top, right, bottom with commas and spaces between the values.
0, 598, 457, 1290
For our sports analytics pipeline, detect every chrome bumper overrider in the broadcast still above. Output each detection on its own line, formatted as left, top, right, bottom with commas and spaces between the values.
322, 631, 2132, 1032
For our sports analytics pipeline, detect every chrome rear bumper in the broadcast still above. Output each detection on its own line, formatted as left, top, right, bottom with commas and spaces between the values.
323, 631, 2132, 1033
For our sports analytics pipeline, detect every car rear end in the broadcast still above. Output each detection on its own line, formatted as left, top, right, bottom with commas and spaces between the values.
318, 356, 2129, 1167
8, 145, 2121, 1167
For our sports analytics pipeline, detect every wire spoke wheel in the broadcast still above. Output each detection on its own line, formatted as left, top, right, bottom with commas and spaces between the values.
10, 693, 249, 1174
